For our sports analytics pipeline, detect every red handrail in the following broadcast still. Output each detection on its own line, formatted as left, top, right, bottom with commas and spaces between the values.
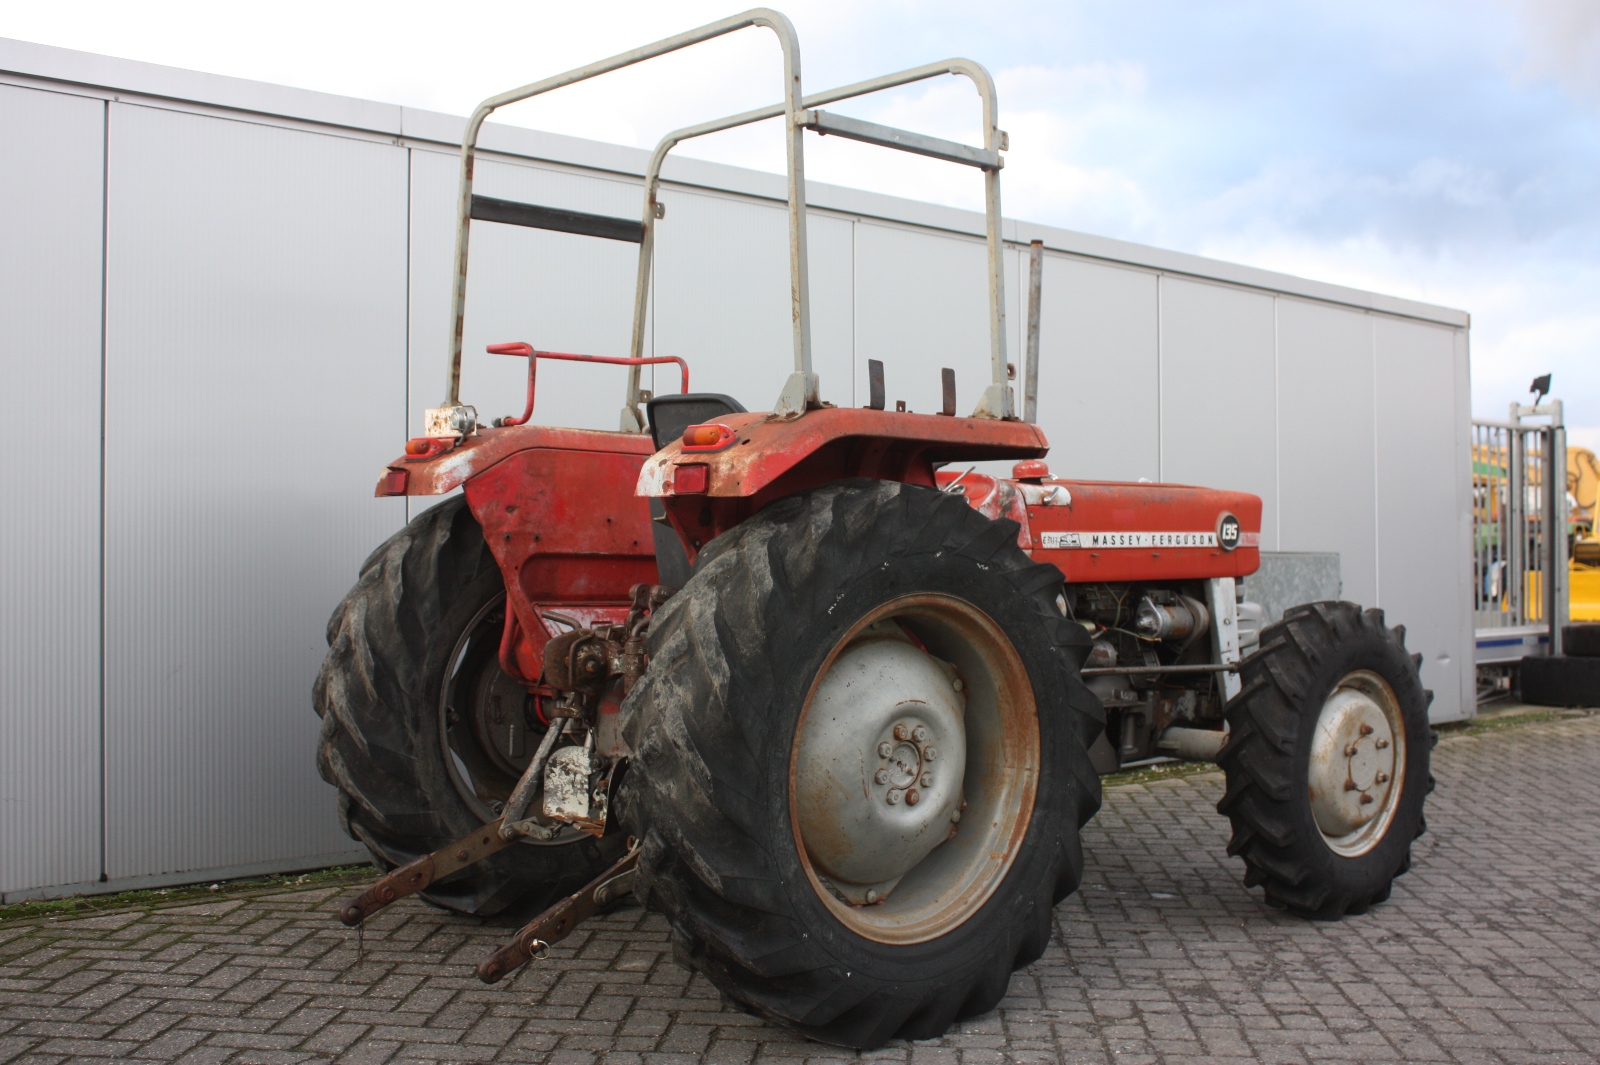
486, 343, 690, 427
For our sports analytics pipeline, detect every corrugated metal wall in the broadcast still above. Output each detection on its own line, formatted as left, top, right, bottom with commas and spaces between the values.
0, 84, 106, 896
100, 103, 410, 881
0, 40, 1475, 899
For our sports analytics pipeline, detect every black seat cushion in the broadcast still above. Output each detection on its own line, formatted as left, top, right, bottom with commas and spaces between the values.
646, 393, 747, 451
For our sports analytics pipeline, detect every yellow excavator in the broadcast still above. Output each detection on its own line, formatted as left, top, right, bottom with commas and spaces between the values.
1471, 437, 1598, 623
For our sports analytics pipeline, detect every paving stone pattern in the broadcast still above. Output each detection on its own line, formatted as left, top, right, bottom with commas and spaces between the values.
3, 715, 1599, 1064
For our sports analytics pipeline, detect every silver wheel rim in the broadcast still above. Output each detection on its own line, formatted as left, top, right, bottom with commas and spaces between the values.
1307, 669, 1406, 858
789, 594, 1039, 945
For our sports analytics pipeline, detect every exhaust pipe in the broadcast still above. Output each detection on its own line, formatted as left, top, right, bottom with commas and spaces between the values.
1157, 725, 1228, 763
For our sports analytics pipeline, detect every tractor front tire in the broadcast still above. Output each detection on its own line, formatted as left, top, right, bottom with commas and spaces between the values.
1217, 601, 1433, 919
616, 480, 1103, 1048
314, 496, 622, 918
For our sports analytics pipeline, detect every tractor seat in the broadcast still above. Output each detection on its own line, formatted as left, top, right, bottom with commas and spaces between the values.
646, 392, 747, 451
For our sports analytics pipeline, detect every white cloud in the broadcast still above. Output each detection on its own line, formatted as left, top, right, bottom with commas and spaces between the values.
1513, 0, 1600, 105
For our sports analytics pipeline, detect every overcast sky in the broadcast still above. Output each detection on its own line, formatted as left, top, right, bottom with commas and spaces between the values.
6, 0, 1597, 445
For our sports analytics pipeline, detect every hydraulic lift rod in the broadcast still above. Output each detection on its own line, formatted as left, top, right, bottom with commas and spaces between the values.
338, 819, 512, 926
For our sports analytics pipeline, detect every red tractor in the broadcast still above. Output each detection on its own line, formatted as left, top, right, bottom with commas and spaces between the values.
315, 10, 1433, 1048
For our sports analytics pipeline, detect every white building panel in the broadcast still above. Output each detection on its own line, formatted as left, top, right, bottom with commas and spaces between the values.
1375, 315, 1471, 722
0, 85, 105, 895
101, 102, 405, 880
1157, 276, 1280, 549
1029, 254, 1160, 483
1276, 297, 1379, 606
852, 222, 997, 417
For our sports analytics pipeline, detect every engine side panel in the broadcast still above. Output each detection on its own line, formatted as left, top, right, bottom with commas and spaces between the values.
1030, 480, 1261, 581
935, 470, 1262, 581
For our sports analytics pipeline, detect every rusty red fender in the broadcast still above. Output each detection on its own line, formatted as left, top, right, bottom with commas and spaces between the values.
375, 424, 656, 498
637, 407, 1048, 501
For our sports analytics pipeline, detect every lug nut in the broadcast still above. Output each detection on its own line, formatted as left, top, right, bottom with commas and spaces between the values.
865, 889, 878, 904
1344, 781, 1358, 792
886, 791, 901, 805
1376, 772, 1389, 784
1345, 744, 1358, 757
952, 678, 963, 692
1359, 723, 1374, 736
920, 772, 933, 787
878, 742, 893, 758
1359, 793, 1374, 805
894, 724, 910, 741
905, 789, 921, 806
912, 726, 928, 743
874, 769, 890, 785
924, 746, 937, 761
1375, 739, 1390, 750
951, 809, 962, 823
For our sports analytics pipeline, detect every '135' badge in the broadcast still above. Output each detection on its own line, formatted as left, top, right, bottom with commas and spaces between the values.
1217, 513, 1241, 552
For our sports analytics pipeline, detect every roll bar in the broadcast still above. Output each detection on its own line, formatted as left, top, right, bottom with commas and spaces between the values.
437, 9, 805, 434
624, 58, 1013, 427
433, 10, 1015, 438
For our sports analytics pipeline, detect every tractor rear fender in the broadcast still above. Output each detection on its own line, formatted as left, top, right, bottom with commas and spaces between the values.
374, 424, 656, 498
375, 424, 660, 686
639, 407, 1048, 560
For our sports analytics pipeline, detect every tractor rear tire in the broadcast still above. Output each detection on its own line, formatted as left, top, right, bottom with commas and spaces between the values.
1217, 601, 1433, 919
1519, 654, 1600, 706
314, 496, 623, 918
615, 480, 1103, 1048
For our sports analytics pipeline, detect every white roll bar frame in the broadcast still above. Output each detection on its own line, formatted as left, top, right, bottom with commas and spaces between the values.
623, 57, 1013, 427
438, 10, 1015, 434
441, 9, 806, 425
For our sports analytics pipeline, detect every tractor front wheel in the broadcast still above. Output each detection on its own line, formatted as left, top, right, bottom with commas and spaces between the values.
1217, 601, 1433, 918
616, 480, 1103, 1048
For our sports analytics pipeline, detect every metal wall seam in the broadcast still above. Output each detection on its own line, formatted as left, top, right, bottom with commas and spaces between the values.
1371, 314, 1382, 608
1156, 273, 1170, 482
99, 95, 110, 886
1272, 296, 1281, 552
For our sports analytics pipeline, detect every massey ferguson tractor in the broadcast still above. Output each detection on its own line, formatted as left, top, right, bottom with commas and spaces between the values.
314, 10, 1433, 1048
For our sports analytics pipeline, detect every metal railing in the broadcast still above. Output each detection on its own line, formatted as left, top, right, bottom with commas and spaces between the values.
1472, 400, 1568, 662
430, 8, 1016, 436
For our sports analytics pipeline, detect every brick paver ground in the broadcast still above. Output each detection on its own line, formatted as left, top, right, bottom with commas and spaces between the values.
4, 713, 1598, 1065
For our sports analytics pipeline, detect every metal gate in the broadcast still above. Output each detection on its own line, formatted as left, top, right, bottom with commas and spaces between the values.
1473, 399, 1568, 663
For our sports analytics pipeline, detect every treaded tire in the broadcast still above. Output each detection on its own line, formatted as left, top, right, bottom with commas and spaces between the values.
1562, 624, 1600, 659
1217, 601, 1433, 919
1520, 655, 1600, 706
615, 480, 1102, 1048
314, 496, 622, 918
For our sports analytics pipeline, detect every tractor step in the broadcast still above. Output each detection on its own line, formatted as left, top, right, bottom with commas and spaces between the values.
476, 841, 640, 984
338, 819, 511, 926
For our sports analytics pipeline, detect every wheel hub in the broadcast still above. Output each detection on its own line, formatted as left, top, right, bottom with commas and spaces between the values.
1307, 671, 1405, 856
794, 636, 966, 903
